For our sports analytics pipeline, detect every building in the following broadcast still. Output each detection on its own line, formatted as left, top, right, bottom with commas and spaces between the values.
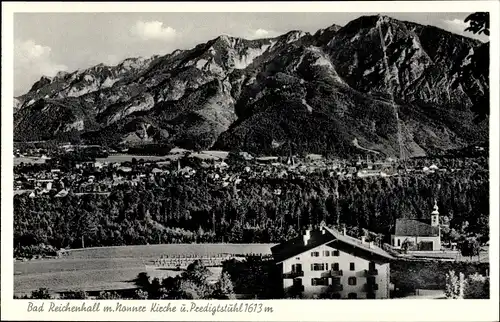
391, 201, 441, 251
271, 225, 393, 299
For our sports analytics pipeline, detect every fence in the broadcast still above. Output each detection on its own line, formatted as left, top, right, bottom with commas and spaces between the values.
149, 253, 274, 269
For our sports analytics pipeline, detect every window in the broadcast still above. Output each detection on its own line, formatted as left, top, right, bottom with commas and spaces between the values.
311, 278, 328, 286
311, 251, 320, 257
350, 263, 355, 271
397, 239, 401, 247
323, 250, 330, 257
332, 263, 340, 271
348, 292, 357, 299
369, 262, 376, 271
292, 263, 303, 272
332, 277, 341, 285
348, 277, 357, 286
311, 263, 326, 271
333, 250, 340, 256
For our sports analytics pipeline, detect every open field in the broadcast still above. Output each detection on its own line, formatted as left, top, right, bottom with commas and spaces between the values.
94, 150, 229, 164
95, 154, 181, 163
14, 243, 275, 295
61, 243, 274, 259
14, 157, 47, 165
402, 248, 489, 263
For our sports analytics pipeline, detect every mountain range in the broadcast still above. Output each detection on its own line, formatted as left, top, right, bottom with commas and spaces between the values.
13, 15, 489, 158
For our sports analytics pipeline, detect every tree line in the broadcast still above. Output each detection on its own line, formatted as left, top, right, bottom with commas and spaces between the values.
14, 163, 488, 258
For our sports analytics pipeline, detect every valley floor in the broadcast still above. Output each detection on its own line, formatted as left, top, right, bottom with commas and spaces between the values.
14, 243, 275, 295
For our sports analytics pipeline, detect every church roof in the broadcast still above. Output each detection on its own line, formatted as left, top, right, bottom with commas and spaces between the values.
394, 218, 439, 237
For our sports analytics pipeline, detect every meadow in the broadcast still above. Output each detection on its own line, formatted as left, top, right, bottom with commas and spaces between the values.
94, 151, 229, 163
14, 157, 47, 165
14, 243, 275, 295
95, 154, 181, 163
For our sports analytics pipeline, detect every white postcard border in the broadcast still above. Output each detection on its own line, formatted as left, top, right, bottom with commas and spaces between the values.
2, 2, 499, 321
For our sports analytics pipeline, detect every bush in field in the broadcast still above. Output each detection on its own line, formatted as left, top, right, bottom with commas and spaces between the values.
134, 260, 216, 300
134, 289, 149, 300
445, 270, 465, 299
96, 291, 121, 299
30, 288, 52, 299
60, 290, 88, 299
211, 271, 236, 299
464, 273, 489, 299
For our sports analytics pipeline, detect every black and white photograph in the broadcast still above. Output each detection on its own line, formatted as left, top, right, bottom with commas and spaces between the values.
2, 2, 499, 320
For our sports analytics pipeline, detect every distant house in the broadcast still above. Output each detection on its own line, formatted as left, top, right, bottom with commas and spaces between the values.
256, 156, 279, 164
271, 225, 393, 299
151, 168, 163, 175
391, 201, 441, 251
356, 169, 382, 178
55, 190, 69, 198
118, 166, 132, 173
215, 161, 229, 170
306, 154, 323, 161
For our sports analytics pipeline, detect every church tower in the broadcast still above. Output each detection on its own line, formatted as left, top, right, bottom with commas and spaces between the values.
431, 200, 439, 227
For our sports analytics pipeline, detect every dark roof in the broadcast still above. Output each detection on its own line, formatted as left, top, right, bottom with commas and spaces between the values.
394, 218, 439, 237
271, 227, 393, 263
271, 230, 333, 263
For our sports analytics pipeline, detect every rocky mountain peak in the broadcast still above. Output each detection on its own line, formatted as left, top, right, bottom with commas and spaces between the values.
29, 76, 52, 92
14, 16, 488, 157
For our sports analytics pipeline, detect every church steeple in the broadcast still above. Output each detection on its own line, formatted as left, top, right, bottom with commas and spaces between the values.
431, 199, 439, 227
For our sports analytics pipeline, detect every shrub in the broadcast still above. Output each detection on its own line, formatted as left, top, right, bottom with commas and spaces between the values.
445, 270, 465, 299
464, 273, 489, 299
60, 290, 88, 299
30, 288, 52, 299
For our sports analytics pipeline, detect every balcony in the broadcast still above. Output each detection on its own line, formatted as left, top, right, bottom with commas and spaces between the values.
322, 270, 343, 278
365, 269, 378, 276
364, 283, 379, 292
283, 270, 304, 279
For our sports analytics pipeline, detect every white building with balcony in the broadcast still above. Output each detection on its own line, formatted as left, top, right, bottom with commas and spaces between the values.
271, 225, 393, 299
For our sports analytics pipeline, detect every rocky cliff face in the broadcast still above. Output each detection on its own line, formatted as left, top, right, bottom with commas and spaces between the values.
14, 15, 489, 157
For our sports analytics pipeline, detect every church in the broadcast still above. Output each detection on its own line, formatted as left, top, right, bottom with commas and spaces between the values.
391, 201, 441, 251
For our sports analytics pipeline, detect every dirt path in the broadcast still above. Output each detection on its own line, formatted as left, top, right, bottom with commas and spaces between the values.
352, 138, 380, 154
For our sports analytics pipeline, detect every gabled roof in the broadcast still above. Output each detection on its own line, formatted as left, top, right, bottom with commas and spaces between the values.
394, 218, 439, 237
271, 229, 334, 263
271, 227, 394, 264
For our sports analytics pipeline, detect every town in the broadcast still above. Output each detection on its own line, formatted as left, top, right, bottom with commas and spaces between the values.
14, 142, 486, 199
13, 142, 489, 300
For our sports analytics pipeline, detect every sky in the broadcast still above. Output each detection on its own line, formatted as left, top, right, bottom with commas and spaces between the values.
13, 12, 489, 96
